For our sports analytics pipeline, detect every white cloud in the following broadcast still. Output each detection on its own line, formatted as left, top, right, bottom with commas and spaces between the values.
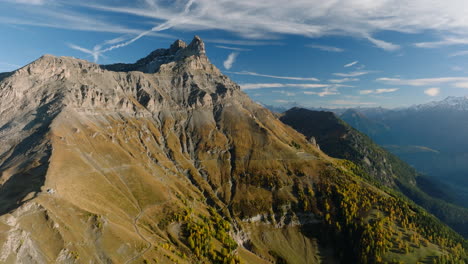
81, 0, 468, 51
359, 90, 373, 95
360, 88, 399, 95
329, 78, 359, 83
0, 6, 173, 38
206, 39, 283, 46
365, 35, 400, 51
377, 77, 468, 87
223, 52, 238, 70
449, 50, 468, 57
415, 37, 468, 48
68, 43, 99, 62
215, 46, 251, 51
305, 44, 344, 52
240, 83, 328, 90
274, 90, 296, 96
304, 88, 339, 97
453, 82, 468, 88
0, 62, 21, 68
274, 99, 290, 103
451, 66, 463, 71
8, 0, 468, 56
330, 100, 377, 106
424, 87, 440, 96
229, 71, 319, 81
333, 71, 371, 77
344, 61, 358, 68
10, 0, 46, 4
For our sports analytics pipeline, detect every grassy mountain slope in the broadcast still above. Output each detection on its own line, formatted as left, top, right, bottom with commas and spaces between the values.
280, 107, 468, 240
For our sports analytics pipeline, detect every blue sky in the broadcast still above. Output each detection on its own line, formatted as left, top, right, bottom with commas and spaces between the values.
2, 0, 468, 108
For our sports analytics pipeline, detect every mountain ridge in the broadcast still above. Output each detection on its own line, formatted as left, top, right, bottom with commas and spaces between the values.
280, 107, 468, 238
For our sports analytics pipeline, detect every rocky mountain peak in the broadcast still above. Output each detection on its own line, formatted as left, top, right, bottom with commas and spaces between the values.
186, 35, 206, 56
103, 36, 208, 73
169, 39, 188, 53
409, 95, 468, 111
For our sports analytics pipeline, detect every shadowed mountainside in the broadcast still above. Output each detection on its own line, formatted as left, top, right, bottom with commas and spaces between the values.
280, 107, 468, 238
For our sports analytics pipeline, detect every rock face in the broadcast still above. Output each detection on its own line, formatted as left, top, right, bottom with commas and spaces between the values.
102, 36, 206, 73
0, 37, 466, 264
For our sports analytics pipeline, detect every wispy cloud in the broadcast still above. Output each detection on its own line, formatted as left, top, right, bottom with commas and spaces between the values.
330, 100, 377, 106
414, 37, 468, 48
377, 77, 468, 87
304, 87, 339, 97
80, 0, 468, 51
451, 66, 463, 71
229, 71, 319, 81
453, 82, 468, 88
206, 39, 283, 46
449, 50, 468, 57
333, 71, 372, 77
274, 90, 296, 96
215, 45, 251, 51
305, 44, 344, 52
68, 0, 194, 62
365, 35, 400, 51
360, 88, 399, 95
0, 62, 21, 69
329, 78, 359, 83
424, 87, 440, 96
240, 83, 329, 90
8, 0, 46, 5
7, 0, 468, 52
0, 5, 168, 37
68, 43, 99, 62
223, 52, 238, 70
344, 61, 358, 67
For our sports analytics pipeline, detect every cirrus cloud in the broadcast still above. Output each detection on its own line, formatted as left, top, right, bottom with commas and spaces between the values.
377, 77, 468, 88
240, 83, 329, 90
78, 0, 468, 51
229, 71, 319, 81
360, 88, 399, 95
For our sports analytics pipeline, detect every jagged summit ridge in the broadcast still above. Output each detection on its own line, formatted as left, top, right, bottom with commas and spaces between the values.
0, 36, 238, 116
410, 95, 468, 111
102, 35, 207, 73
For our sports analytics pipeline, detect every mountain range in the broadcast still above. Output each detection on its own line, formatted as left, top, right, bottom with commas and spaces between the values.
339, 97, 468, 209
280, 107, 468, 238
0, 37, 466, 263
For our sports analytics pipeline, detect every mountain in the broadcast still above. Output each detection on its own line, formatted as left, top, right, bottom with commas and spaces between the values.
0, 72, 12, 82
280, 107, 468, 238
409, 96, 468, 111
339, 109, 389, 141
341, 97, 468, 209
0, 37, 466, 263
263, 102, 303, 113
280, 108, 413, 186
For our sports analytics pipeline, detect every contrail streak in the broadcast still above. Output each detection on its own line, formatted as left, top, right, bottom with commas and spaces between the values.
70, 0, 195, 62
